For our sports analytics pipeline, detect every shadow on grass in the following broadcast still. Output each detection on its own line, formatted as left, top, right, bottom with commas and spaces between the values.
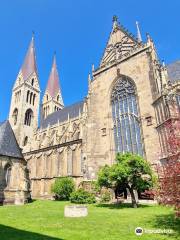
0, 224, 64, 240
152, 213, 180, 237
96, 203, 152, 209
28, 199, 37, 204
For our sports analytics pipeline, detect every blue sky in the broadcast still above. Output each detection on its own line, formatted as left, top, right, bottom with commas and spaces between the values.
0, 0, 180, 122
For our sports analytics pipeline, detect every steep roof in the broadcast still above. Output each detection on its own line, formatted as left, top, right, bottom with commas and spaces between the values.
0, 120, 23, 159
21, 36, 37, 81
41, 101, 84, 129
46, 56, 63, 104
167, 60, 180, 83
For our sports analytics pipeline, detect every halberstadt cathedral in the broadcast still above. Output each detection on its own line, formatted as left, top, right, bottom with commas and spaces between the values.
0, 16, 180, 204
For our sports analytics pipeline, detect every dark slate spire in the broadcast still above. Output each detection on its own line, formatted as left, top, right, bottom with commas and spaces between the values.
21, 35, 37, 81
0, 120, 23, 159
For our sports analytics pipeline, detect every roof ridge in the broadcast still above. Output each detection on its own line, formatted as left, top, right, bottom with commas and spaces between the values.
40, 100, 84, 129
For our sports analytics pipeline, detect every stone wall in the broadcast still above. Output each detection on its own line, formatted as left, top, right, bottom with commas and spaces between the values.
25, 140, 84, 199
0, 155, 30, 205
84, 45, 161, 179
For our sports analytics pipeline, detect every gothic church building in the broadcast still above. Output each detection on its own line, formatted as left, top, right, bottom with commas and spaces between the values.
5, 16, 180, 200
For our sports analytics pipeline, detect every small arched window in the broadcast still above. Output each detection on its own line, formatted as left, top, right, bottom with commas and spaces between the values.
24, 109, 33, 126
26, 90, 30, 103
33, 94, 36, 106
111, 75, 143, 155
46, 95, 48, 101
23, 136, 28, 146
31, 78, 34, 86
12, 108, 18, 125
30, 92, 33, 104
4, 164, 11, 187
57, 95, 59, 102
19, 90, 21, 100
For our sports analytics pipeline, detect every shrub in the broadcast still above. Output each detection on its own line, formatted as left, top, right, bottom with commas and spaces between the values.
70, 189, 96, 204
51, 177, 75, 200
100, 189, 112, 203
91, 181, 101, 193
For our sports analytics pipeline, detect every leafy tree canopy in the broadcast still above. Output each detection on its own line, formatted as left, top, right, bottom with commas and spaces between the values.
97, 153, 155, 207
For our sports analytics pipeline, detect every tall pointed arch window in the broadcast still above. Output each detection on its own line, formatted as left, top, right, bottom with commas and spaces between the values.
111, 75, 143, 155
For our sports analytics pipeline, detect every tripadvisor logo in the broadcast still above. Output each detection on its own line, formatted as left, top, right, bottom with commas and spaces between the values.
135, 227, 143, 236
135, 227, 173, 236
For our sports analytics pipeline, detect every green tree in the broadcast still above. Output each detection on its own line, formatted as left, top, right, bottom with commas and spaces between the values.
97, 153, 155, 208
51, 177, 75, 200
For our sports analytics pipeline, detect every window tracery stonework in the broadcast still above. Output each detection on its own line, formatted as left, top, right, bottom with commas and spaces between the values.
111, 76, 143, 155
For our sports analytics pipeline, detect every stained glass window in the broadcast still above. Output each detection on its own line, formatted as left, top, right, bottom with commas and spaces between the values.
111, 76, 143, 155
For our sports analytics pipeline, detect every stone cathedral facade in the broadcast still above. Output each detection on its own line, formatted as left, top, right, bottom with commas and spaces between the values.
6, 16, 180, 200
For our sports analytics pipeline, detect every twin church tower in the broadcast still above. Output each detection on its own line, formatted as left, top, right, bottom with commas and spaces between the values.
8, 36, 64, 147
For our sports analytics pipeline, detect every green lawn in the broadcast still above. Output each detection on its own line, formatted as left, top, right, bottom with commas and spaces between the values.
0, 200, 179, 240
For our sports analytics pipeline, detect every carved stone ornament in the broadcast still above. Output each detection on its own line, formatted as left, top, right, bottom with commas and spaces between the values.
101, 35, 139, 67
57, 147, 64, 153
45, 150, 53, 156
70, 144, 78, 151
111, 76, 135, 101
25, 155, 33, 160
36, 152, 43, 158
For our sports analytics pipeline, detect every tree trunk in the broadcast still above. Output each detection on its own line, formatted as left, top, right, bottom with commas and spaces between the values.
128, 187, 137, 208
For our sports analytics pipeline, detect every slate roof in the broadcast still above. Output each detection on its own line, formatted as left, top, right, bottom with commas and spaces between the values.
41, 101, 84, 129
0, 120, 23, 159
167, 60, 180, 83
21, 36, 37, 81
46, 56, 63, 101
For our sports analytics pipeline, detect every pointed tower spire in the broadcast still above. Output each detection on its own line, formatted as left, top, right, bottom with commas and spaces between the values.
41, 54, 64, 120
9, 34, 40, 148
92, 64, 95, 72
136, 21, 142, 42
88, 73, 91, 94
88, 73, 91, 86
21, 34, 37, 81
46, 54, 63, 105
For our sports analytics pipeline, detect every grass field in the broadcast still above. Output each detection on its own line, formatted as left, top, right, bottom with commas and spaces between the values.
0, 200, 179, 240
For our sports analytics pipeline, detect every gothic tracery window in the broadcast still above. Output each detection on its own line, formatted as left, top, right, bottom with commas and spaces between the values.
111, 76, 143, 155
